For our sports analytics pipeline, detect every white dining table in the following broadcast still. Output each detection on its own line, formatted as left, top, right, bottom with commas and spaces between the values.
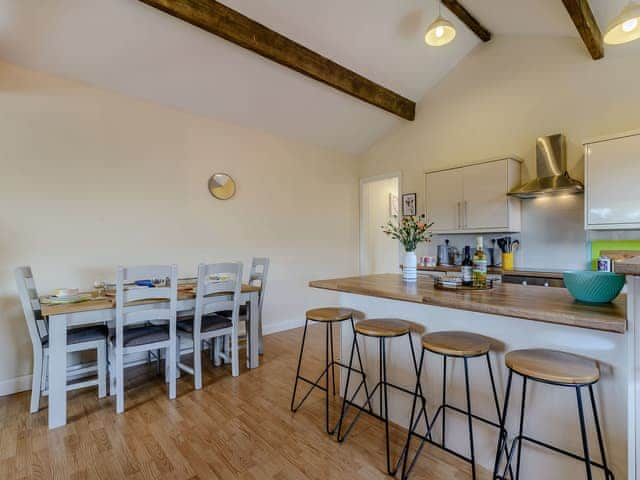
40, 284, 261, 429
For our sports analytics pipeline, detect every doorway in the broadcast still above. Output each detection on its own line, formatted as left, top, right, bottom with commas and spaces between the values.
359, 173, 401, 275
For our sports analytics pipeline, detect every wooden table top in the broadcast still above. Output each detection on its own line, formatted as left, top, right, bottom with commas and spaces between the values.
40, 283, 260, 317
309, 274, 626, 334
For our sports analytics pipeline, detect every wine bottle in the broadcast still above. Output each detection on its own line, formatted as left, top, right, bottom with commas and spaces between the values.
461, 246, 473, 286
472, 237, 487, 288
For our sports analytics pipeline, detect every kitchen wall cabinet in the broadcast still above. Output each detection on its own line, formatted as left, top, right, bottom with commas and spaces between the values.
425, 157, 521, 234
585, 131, 640, 230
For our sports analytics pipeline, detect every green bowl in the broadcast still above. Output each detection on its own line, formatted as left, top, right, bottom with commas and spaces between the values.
563, 271, 625, 304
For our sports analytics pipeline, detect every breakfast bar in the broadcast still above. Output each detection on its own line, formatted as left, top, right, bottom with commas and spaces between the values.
310, 274, 629, 479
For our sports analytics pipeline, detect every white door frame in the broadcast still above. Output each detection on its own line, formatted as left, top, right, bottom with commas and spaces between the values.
359, 172, 402, 275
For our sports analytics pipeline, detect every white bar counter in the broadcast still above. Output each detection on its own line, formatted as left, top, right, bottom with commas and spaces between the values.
311, 274, 629, 479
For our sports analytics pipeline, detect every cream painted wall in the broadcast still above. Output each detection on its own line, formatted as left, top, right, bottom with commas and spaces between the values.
359, 35, 640, 270
0, 60, 359, 387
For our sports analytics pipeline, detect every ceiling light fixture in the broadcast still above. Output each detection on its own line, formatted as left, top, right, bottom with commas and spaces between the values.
425, 0, 456, 47
604, 1, 640, 45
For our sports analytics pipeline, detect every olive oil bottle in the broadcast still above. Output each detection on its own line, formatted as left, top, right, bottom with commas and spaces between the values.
472, 237, 487, 288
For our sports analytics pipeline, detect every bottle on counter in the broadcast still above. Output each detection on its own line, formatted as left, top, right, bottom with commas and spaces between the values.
473, 237, 488, 288
462, 246, 473, 286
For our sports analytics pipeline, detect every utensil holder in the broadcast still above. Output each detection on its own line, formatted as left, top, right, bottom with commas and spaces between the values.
502, 252, 514, 271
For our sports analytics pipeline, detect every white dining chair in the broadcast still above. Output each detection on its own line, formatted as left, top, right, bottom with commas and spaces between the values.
221, 257, 269, 355
110, 265, 178, 413
177, 262, 243, 389
14, 266, 108, 413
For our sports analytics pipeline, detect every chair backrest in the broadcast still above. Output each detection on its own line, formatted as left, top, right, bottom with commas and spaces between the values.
14, 266, 47, 349
249, 257, 269, 311
115, 265, 178, 347
194, 262, 243, 334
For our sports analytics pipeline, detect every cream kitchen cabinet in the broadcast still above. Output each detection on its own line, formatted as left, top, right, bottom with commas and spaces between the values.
585, 131, 640, 230
425, 157, 521, 233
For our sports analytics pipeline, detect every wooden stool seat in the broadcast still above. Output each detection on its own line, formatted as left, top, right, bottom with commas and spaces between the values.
354, 319, 410, 337
306, 307, 353, 322
505, 349, 600, 385
422, 331, 491, 357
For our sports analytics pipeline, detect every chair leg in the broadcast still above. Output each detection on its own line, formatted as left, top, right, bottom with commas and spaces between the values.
194, 337, 203, 390
108, 342, 116, 396
258, 311, 264, 355
168, 342, 177, 400
231, 326, 240, 377
463, 357, 477, 480
97, 340, 107, 399
576, 387, 594, 480
30, 349, 43, 414
213, 337, 221, 367
401, 347, 426, 480
115, 348, 125, 414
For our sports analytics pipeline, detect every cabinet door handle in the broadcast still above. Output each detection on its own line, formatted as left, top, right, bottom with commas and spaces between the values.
457, 202, 461, 229
464, 201, 468, 228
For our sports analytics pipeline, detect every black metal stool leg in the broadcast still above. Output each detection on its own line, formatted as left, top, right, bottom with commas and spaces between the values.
515, 377, 527, 480
336, 329, 357, 440
290, 318, 310, 411
325, 322, 332, 434
576, 386, 594, 480
588, 384, 612, 480
442, 355, 447, 448
401, 347, 425, 480
493, 369, 513, 479
351, 318, 373, 415
329, 321, 337, 396
487, 355, 514, 480
463, 357, 477, 480
381, 338, 395, 475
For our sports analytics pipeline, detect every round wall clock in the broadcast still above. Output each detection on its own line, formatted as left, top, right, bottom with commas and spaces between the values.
208, 173, 236, 200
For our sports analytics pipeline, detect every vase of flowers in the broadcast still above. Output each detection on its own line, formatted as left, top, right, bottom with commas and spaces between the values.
382, 214, 434, 282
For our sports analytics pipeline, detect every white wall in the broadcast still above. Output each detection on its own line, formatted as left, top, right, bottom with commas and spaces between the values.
0, 60, 359, 390
359, 35, 640, 270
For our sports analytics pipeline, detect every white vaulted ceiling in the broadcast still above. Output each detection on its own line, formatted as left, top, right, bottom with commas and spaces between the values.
0, 0, 635, 154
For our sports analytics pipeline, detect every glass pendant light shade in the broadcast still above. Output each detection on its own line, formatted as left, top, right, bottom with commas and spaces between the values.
604, 1, 640, 45
425, 16, 456, 46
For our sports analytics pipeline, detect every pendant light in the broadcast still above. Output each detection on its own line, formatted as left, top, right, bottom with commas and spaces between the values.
425, 0, 456, 47
604, 1, 640, 45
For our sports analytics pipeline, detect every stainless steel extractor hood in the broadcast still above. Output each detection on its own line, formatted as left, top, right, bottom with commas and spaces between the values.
508, 134, 584, 199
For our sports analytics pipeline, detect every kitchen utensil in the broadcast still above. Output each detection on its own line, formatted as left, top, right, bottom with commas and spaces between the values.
502, 252, 514, 271
497, 238, 507, 253
437, 239, 451, 266
563, 271, 625, 304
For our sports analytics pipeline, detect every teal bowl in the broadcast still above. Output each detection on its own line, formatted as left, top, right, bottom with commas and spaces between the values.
563, 271, 625, 304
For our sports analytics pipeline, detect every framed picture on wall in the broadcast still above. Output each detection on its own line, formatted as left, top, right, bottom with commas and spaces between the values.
402, 193, 416, 217
389, 193, 399, 217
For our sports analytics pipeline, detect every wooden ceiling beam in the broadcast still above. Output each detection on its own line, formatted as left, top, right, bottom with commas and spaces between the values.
137, 0, 416, 121
442, 0, 491, 42
561, 0, 604, 60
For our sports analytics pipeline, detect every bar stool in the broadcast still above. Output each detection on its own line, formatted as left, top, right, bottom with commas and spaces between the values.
337, 319, 425, 476
290, 308, 369, 434
493, 349, 614, 480
402, 331, 510, 480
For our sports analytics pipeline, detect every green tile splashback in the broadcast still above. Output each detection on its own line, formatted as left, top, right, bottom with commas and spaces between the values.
590, 240, 640, 270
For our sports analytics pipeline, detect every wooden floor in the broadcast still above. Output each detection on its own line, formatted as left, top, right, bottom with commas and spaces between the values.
0, 326, 487, 479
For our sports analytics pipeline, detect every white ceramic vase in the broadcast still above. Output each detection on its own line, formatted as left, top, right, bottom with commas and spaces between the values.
403, 251, 418, 282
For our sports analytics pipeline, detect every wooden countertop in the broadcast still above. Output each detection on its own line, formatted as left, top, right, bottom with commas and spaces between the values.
615, 257, 640, 276
309, 274, 626, 334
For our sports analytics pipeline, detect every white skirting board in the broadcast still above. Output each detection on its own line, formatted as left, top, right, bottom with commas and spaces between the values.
0, 317, 305, 397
